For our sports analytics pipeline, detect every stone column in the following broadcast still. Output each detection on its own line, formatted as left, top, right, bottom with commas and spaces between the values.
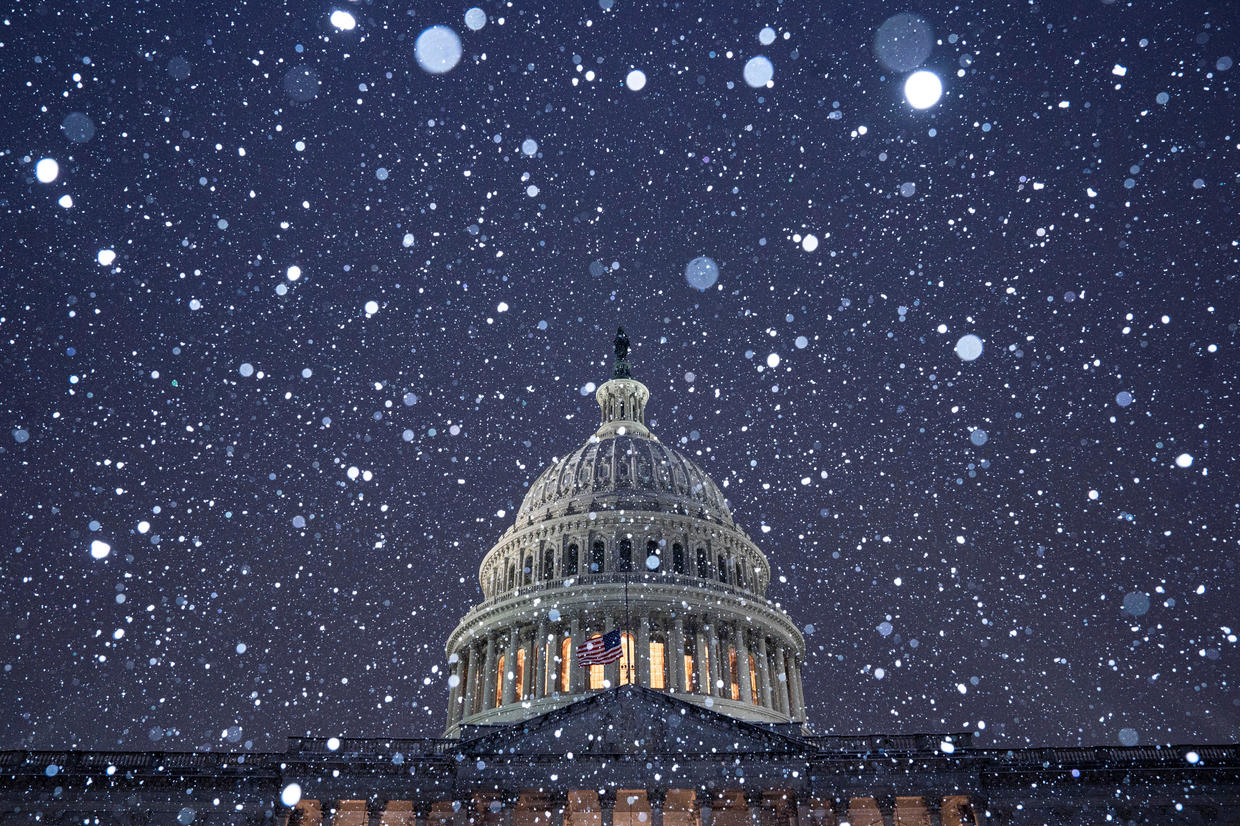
744, 792, 763, 826
548, 626, 561, 696
736, 628, 753, 704
462, 643, 477, 718
523, 633, 537, 701
789, 655, 805, 720
483, 634, 498, 711
648, 791, 665, 826
707, 622, 722, 698
756, 636, 772, 710
694, 622, 709, 695
638, 613, 652, 687
534, 619, 548, 699
366, 800, 384, 826
670, 616, 686, 692
773, 646, 790, 716
503, 627, 520, 706
446, 650, 463, 725
600, 791, 616, 826
569, 617, 584, 693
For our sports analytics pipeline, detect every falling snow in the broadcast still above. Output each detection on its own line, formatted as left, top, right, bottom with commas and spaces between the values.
0, 0, 1234, 756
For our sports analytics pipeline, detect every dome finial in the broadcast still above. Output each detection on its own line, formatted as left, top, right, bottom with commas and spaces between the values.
612, 326, 632, 379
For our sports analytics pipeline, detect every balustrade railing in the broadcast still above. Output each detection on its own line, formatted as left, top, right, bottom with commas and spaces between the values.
472, 571, 784, 614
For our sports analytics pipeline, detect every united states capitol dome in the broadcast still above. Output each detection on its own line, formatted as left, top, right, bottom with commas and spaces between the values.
444, 327, 807, 736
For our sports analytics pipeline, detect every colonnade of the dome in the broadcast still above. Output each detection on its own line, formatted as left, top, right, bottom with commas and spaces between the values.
444, 586, 806, 734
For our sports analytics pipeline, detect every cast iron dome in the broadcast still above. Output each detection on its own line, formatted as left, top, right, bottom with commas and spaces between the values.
442, 329, 807, 736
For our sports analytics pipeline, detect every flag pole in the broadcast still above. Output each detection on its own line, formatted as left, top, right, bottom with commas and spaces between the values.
625, 572, 634, 687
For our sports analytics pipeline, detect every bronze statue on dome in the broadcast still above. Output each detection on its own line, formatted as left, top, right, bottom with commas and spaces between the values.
613, 326, 632, 379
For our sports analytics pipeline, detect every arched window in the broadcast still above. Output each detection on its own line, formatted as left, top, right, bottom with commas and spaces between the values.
591, 540, 606, 573
672, 543, 685, 574
735, 561, 745, 588
496, 654, 506, 707
620, 632, 636, 686
523, 555, 534, 585
748, 653, 759, 704
647, 539, 661, 571
648, 637, 666, 690
718, 554, 728, 583
618, 537, 632, 572
543, 548, 555, 580
696, 548, 709, 579
564, 544, 579, 576
559, 636, 572, 693
506, 563, 515, 590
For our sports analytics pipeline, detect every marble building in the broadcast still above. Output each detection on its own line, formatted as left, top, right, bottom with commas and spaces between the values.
1, 331, 1237, 826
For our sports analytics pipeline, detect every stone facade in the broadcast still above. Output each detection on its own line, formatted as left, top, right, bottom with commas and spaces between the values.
2, 687, 1238, 826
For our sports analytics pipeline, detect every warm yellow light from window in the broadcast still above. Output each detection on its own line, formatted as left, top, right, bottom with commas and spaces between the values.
684, 653, 696, 693
496, 654, 506, 707
620, 632, 636, 686
649, 641, 666, 690
515, 648, 526, 699
560, 637, 571, 693
748, 653, 758, 704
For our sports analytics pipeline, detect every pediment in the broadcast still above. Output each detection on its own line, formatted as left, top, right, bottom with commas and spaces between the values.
459, 685, 809, 756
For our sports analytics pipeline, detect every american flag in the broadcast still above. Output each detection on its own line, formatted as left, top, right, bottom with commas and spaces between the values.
576, 629, 623, 666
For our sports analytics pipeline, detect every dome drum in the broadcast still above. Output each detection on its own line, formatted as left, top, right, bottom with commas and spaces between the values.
479, 510, 770, 602
443, 578, 806, 735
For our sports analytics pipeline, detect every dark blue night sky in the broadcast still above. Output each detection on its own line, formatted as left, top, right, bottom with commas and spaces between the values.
1, 0, 1236, 751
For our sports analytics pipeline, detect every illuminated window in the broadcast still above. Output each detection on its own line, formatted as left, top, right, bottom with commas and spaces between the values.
515, 648, 526, 699
560, 637, 571, 693
649, 641, 666, 690
728, 648, 740, 700
620, 632, 636, 685
496, 654, 506, 707
701, 646, 710, 694
588, 634, 605, 689
684, 652, 695, 693
748, 653, 758, 704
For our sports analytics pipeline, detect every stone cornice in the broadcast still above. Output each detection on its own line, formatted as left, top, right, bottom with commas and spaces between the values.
445, 576, 804, 654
